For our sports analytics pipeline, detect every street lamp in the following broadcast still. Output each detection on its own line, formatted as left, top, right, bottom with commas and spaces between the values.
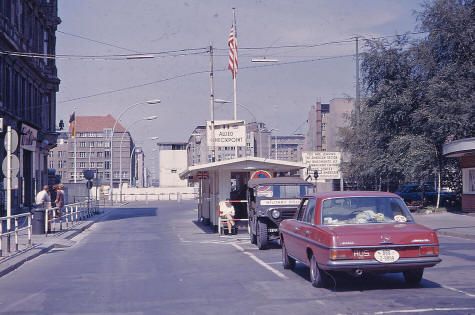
129, 136, 158, 188
268, 128, 279, 159
109, 99, 160, 203
119, 115, 158, 202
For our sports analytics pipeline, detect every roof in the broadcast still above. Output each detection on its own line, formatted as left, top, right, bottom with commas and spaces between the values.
443, 137, 475, 158
76, 115, 126, 132
310, 191, 400, 199
248, 177, 312, 188
179, 156, 306, 179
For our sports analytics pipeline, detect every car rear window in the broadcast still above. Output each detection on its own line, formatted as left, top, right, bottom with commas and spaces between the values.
321, 197, 413, 225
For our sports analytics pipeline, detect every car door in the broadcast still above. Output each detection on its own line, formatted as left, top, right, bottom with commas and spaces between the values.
284, 198, 308, 261
298, 198, 317, 263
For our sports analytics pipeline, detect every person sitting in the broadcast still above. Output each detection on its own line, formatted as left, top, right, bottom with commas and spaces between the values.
219, 200, 236, 234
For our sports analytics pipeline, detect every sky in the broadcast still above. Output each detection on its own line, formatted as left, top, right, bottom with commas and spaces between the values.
56, 0, 425, 168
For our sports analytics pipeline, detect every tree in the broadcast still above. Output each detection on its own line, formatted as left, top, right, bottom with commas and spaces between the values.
340, 0, 474, 206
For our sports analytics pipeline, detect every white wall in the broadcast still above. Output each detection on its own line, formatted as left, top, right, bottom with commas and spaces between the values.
158, 150, 188, 187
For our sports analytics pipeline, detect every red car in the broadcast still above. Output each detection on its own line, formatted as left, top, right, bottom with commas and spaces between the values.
279, 191, 441, 287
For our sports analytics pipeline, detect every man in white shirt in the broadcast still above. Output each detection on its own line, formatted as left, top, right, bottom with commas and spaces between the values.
35, 185, 51, 208
219, 200, 235, 234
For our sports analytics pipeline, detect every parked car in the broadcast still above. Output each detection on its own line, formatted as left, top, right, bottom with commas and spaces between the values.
247, 177, 315, 249
395, 184, 457, 209
279, 191, 441, 287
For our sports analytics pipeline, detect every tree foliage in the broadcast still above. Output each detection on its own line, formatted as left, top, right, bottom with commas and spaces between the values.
340, 0, 474, 195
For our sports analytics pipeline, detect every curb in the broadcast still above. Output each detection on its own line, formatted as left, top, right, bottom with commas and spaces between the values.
436, 230, 475, 241
0, 209, 111, 278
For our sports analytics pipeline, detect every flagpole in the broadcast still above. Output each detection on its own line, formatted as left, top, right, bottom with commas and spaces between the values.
232, 8, 237, 121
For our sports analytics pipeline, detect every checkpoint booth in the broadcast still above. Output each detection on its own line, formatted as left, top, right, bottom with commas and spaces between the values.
179, 156, 307, 231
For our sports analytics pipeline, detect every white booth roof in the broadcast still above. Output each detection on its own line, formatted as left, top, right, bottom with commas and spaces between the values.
179, 156, 307, 179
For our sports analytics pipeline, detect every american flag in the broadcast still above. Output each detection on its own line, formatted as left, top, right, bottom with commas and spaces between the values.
228, 27, 238, 78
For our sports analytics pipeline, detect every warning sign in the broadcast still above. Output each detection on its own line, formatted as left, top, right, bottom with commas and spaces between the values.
302, 151, 341, 180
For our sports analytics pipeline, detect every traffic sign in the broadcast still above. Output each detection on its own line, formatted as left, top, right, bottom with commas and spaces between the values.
4, 128, 19, 152
3, 177, 19, 190
2, 154, 20, 177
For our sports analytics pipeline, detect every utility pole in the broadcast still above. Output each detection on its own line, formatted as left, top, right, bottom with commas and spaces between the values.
355, 36, 360, 125
209, 41, 216, 162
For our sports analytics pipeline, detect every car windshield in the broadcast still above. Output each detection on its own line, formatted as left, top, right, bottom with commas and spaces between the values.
321, 197, 413, 225
256, 184, 315, 199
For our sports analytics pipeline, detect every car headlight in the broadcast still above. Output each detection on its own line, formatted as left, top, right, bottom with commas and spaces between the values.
271, 209, 280, 219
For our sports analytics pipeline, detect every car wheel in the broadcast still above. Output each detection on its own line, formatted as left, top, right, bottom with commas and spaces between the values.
309, 254, 327, 288
256, 219, 268, 250
281, 240, 295, 270
403, 268, 424, 285
248, 220, 257, 244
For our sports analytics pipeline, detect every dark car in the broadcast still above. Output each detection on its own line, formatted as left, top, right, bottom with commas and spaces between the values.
395, 184, 457, 210
280, 191, 441, 287
247, 177, 315, 250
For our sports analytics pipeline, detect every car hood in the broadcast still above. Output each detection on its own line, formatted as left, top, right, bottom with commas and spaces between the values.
322, 223, 438, 247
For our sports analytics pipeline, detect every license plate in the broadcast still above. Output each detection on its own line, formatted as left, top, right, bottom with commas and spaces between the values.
374, 249, 400, 263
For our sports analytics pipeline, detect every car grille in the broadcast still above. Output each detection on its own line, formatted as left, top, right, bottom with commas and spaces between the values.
275, 207, 297, 223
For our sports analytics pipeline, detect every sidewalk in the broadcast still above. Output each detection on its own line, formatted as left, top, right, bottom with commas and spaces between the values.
413, 211, 475, 240
0, 208, 111, 278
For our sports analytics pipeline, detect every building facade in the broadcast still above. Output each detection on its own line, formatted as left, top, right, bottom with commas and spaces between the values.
48, 115, 138, 188
157, 142, 188, 187
270, 135, 305, 162
0, 0, 61, 211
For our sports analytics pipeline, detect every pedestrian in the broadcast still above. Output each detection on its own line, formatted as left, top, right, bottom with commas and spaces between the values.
219, 199, 236, 234
35, 185, 51, 208
54, 184, 64, 217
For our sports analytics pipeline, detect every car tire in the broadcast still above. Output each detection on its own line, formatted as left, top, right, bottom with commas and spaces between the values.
282, 240, 295, 270
256, 219, 268, 250
403, 268, 424, 285
309, 254, 327, 288
249, 220, 257, 244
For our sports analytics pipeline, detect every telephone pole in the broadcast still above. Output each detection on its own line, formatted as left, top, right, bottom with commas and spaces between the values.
355, 36, 361, 125
209, 42, 216, 162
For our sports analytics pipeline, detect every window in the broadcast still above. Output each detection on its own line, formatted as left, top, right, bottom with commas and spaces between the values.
90, 162, 95, 167
103, 128, 112, 140
321, 123, 326, 131
97, 152, 103, 157
104, 141, 110, 148
96, 141, 103, 147
104, 151, 110, 158
58, 160, 65, 168
58, 151, 64, 158
78, 152, 87, 158
89, 142, 95, 147
48, 151, 53, 158
104, 161, 110, 169
79, 142, 86, 148
303, 199, 316, 224
49, 160, 54, 168
113, 171, 120, 179
296, 199, 309, 221
78, 162, 86, 168
122, 171, 128, 178
105, 172, 110, 179
97, 162, 104, 168
88, 132, 95, 137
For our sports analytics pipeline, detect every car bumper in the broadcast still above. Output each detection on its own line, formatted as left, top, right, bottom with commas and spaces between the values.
321, 256, 441, 271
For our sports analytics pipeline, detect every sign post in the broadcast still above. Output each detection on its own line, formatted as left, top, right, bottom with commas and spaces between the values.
302, 151, 341, 182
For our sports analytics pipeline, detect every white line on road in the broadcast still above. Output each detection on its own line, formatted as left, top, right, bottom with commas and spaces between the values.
231, 243, 288, 280
374, 307, 475, 314
441, 284, 475, 298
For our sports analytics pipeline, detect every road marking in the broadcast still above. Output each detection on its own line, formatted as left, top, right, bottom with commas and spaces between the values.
231, 243, 288, 280
441, 284, 475, 298
374, 307, 475, 314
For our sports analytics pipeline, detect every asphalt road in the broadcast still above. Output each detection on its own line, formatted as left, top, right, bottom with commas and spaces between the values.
0, 200, 474, 315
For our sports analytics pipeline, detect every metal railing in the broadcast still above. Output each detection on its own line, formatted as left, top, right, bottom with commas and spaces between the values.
45, 200, 98, 236
119, 192, 199, 202
0, 199, 100, 258
0, 213, 32, 257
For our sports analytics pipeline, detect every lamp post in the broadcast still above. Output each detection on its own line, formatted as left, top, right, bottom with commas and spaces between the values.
268, 128, 279, 159
109, 99, 160, 203
119, 116, 158, 202
128, 136, 158, 189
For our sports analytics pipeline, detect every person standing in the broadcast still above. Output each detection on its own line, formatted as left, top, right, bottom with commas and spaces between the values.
54, 184, 64, 217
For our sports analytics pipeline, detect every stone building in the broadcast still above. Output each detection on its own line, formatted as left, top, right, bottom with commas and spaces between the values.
0, 0, 61, 211
48, 115, 138, 189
